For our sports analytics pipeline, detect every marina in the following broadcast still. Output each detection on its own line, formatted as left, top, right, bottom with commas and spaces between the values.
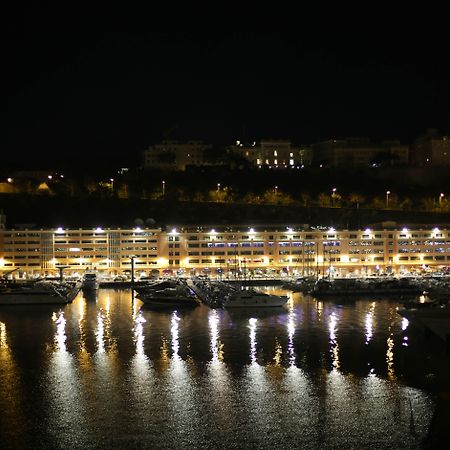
0, 286, 449, 448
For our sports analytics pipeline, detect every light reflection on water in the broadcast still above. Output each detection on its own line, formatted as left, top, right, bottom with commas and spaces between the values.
0, 287, 446, 449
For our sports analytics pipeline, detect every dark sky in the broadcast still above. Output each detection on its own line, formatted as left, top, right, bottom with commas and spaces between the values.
2, 5, 450, 169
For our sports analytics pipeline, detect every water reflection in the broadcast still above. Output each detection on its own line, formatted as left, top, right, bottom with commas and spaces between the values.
387, 335, 395, 379
52, 310, 67, 352
133, 311, 146, 356
0, 289, 442, 448
286, 297, 296, 366
47, 309, 89, 448
208, 309, 224, 363
0, 320, 27, 448
365, 301, 376, 344
248, 317, 258, 364
328, 312, 340, 370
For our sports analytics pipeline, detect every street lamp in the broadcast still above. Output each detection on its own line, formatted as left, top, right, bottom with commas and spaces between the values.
331, 187, 337, 206
274, 185, 278, 195
217, 183, 221, 192
439, 193, 444, 205
162, 180, 165, 196
110, 178, 114, 194
386, 190, 390, 209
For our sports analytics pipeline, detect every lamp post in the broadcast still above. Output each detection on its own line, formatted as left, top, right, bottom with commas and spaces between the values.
439, 193, 444, 205
274, 186, 278, 195
110, 178, 114, 195
131, 256, 135, 285
386, 190, 390, 209
162, 180, 165, 197
217, 183, 221, 192
331, 187, 337, 207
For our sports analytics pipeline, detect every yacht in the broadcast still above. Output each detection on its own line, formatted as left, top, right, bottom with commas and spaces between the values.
136, 281, 200, 308
0, 280, 81, 305
82, 272, 99, 291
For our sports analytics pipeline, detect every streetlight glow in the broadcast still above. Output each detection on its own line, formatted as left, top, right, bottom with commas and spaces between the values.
386, 190, 391, 209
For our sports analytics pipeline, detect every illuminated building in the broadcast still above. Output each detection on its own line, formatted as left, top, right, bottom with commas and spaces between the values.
1, 224, 449, 277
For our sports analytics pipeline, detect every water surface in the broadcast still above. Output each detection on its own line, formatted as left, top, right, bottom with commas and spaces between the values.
1, 287, 448, 449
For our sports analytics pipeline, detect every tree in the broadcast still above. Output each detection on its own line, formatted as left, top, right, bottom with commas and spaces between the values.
348, 193, 365, 209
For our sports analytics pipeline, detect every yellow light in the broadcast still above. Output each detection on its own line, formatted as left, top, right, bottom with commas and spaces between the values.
158, 257, 168, 267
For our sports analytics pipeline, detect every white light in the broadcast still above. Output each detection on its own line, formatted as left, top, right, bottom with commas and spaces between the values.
329, 227, 335, 232
95, 227, 103, 233
249, 228, 255, 233
171, 228, 178, 234
55, 227, 64, 234
210, 229, 216, 234
365, 228, 371, 233
402, 228, 408, 233
135, 227, 142, 233
433, 227, 440, 233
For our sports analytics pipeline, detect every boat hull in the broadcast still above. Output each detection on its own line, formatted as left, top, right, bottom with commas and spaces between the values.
223, 294, 288, 308
0, 282, 81, 305
139, 296, 200, 309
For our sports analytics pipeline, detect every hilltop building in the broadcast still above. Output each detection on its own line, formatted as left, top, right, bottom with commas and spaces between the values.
230, 140, 312, 168
410, 128, 450, 167
142, 140, 217, 171
311, 138, 409, 168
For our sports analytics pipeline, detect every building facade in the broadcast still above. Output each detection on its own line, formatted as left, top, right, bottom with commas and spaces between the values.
142, 140, 214, 171
411, 129, 450, 167
231, 140, 312, 168
311, 138, 409, 168
1, 224, 449, 278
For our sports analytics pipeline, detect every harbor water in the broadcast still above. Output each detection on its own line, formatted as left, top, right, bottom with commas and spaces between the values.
0, 287, 449, 449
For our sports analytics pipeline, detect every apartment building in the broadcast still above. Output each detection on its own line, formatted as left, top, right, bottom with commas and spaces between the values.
142, 140, 214, 171
1, 225, 449, 278
410, 128, 450, 166
311, 138, 409, 168
231, 140, 312, 168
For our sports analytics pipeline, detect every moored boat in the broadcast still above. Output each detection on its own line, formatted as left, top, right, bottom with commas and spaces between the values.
136, 281, 200, 308
0, 280, 81, 305
81, 271, 99, 291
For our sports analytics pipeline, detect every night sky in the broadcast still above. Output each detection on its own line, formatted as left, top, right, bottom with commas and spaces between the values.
3, 6, 450, 170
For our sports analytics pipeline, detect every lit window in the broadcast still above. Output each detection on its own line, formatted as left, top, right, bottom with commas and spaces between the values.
289, 159, 294, 165
274, 159, 278, 165
274, 150, 278, 157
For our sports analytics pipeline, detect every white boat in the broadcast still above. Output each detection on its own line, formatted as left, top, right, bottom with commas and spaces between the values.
223, 288, 288, 308
82, 272, 99, 291
0, 280, 81, 305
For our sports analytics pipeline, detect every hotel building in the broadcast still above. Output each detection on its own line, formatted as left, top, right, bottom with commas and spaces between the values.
1, 224, 449, 278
